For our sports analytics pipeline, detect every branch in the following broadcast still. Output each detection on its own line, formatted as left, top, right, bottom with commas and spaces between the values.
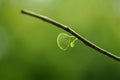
21, 10, 120, 62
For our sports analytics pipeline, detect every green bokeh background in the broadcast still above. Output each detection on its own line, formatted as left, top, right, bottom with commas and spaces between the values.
0, 0, 120, 80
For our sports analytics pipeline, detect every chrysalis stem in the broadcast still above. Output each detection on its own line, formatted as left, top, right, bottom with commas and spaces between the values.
21, 9, 120, 62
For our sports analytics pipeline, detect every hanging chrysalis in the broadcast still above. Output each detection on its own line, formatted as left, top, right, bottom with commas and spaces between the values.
57, 33, 78, 50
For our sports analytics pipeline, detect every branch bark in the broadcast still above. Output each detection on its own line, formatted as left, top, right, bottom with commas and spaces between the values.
21, 10, 120, 62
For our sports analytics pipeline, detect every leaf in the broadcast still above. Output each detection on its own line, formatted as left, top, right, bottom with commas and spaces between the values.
57, 33, 71, 50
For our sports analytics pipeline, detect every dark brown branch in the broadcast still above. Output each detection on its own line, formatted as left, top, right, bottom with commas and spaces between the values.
21, 10, 120, 62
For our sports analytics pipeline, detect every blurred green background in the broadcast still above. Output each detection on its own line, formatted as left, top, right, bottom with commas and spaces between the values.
0, 0, 120, 80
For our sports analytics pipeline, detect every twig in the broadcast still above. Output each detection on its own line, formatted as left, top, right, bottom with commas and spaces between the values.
21, 10, 120, 62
